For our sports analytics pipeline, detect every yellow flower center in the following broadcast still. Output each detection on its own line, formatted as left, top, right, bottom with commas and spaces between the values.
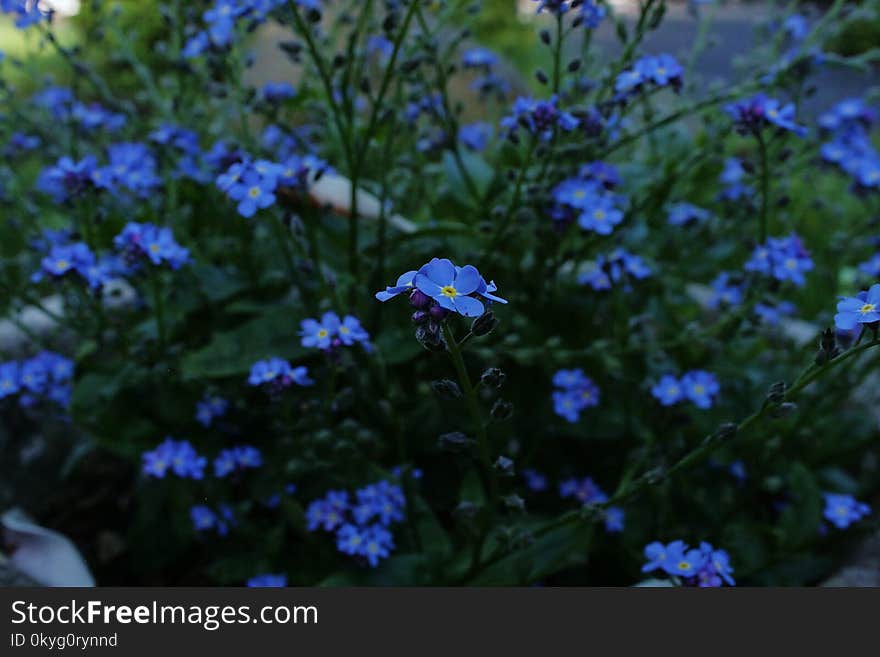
574, 190, 586, 199
656, 67, 667, 76
317, 329, 329, 338
785, 258, 797, 270
693, 384, 705, 395
767, 108, 778, 118
859, 303, 876, 315
248, 186, 261, 198
678, 561, 691, 571
594, 209, 606, 220
55, 259, 69, 269
441, 285, 458, 298
149, 243, 160, 253
339, 326, 350, 334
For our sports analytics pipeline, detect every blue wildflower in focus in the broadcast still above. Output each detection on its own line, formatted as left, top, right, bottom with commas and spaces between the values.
247, 574, 288, 587
301, 311, 370, 350
196, 395, 228, 427
725, 94, 807, 136
744, 234, 813, 287
552, 369, 599, 422
823, 492, 871, 529
681, 370, 720, 409
667, 202, 711, 227
501, 96, 579, 142
413, 258, 501, 318
642, 540, 735, 586
247, 358, 314, 390
142, 437, 206, 480
651, 375, 685, 406
834, 284, 880, 331
227, 167, 278, 218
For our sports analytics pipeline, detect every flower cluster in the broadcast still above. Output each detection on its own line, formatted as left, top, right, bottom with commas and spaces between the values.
190, 504, 235, 536
214, 445, 263, 477
744, 234, 813, 287
577, 248, 651, 291
300, 312, 370, 351
615, 54, 683, 96
725, 94, 807, 137
376, 257, 506, 320
551, 369, 600, 422
216, 155, 330, 218
559, 477, 623, 533
247, 358, 314, 391
651, 371, 720, 409
0, 351, 74, 408
819, 98, 880, 190
551, 177, 625, 235
834, 284, 880, 332
195, 395, 229, 427
306, 480, 405, 567
113, 222, 190, 270
34, 241, 116, 290
642, 540, 735, 587
822, 492, 871, 530
142, 438, 207, 480
501, 96, 579, 142
182, 0, 289, 59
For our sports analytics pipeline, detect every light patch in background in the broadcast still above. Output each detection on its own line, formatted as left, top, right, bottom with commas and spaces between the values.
42, 0, 81, 17
517, 0, 643, 19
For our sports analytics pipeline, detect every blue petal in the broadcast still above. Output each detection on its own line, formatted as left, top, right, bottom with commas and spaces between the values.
419, 258, 455, 287
452, 295, 485, 317
453, 265, 481, 295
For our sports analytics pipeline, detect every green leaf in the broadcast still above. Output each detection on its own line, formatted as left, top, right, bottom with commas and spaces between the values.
180, 304, 307, 380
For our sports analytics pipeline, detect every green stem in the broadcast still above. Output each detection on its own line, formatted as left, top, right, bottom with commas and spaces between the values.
756, 130, 770, 243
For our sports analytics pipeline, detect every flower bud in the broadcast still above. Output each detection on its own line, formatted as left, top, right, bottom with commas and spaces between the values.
411, 310, 429, 325
431, 379, 462, 400
480, 367, 506, 389
438, 431, 475, 452
490, 399, 514, 421
766, 381, 786, 405
494, 455, 514, 474
471, 311, 498, 337
429, 304, 449, 322
415, 325, 445, 352
409, 289, 431, 309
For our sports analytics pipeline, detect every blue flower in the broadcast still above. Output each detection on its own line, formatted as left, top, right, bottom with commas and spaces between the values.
114, 222, 190, 270
459, 122, 493, 151
522, 468, 548, 492
190, 505, 218, 532
667, 202, 711, 227
708, 272, 744, 309
260, 82, 296, 103
306, 490, 349, 532
248, 358, 314, 388
462, 47, 497, 69
360, 525, 395, 567
698, 542, 736, 587
651, 375, 684, 406
142, 438, 206, 480
680, 371, 720, 409
576, 192, 624, 235
559, 477, 607, 505
642, 540, 685, 574
375, 270, 417, 302
858, 254, 880, 279
501, 96, 579, 142
744, 234, 813, 287
336, 523, 367, 555
578, 249, 651, 291
754, 301, 796, 326
0, 361, 20, 399
415, 258, 485, 317
214, 445, 262, 478
823, 492, 871, 529
247, 573, 288, 587
604, 507, 625, 533
552, 369, 600, 422
196, 395, 228, 427
725, 94, 807, 136
227, 169, 277, 218
300, 312, 338, 349
352, 481, 405, 526
616, 54, 683, 95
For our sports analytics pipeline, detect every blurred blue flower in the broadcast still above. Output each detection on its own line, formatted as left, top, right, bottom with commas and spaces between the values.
681, 370, 720, 409
823, 492, 871, 529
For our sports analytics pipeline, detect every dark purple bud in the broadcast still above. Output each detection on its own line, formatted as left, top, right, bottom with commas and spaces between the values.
429, 305, 449, 322
412, 310, 429, 325
409, 288, 431, 309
